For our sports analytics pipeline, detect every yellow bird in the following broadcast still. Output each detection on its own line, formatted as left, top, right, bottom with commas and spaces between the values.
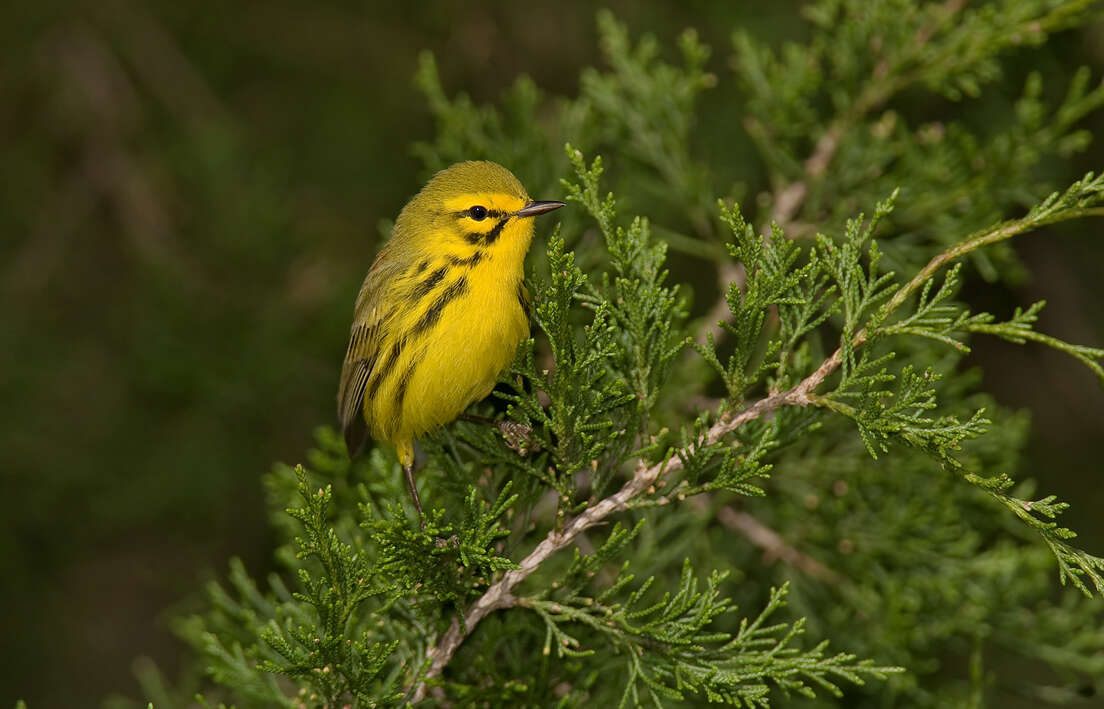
338, 161, 564, 525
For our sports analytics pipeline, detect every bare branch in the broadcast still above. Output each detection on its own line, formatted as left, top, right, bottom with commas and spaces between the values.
717, 506, 842, 584
409, 346, 845, 701
705, 0, 972, 346
770, 122, 845, 231
408, 195, 1104, 702
697, 261, 745, 345
769, 0, 968, 232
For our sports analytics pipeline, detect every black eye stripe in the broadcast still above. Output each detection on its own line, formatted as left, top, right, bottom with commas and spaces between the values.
484, 218, 508, 244
464, 217, 510, 245
454, 209, 507, 220
461, 214, 512, 244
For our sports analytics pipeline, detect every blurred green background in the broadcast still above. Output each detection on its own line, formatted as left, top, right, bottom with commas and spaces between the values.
2, 1, 1103, 705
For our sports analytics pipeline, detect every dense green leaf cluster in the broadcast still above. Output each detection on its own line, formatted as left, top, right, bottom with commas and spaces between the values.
122, 3, 1104, 708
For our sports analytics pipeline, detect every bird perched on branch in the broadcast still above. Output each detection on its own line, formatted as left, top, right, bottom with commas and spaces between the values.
338, 161, 564, 526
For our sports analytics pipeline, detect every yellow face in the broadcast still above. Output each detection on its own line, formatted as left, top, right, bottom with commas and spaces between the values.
392, 161, 562, 257
441, 192, 530, 247
338, 160, 563, 471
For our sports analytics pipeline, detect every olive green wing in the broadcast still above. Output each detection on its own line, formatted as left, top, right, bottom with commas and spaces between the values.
337, 254, 397, 456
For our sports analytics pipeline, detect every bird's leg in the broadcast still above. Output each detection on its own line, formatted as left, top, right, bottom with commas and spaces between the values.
403, 463, 457, 546
403, 463, 426, 530
458, 414, 535, 455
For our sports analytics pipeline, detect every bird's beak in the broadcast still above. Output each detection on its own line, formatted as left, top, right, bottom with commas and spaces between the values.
515, 200, 566, 218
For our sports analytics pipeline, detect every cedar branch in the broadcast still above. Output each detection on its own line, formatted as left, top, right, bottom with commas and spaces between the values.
407, 187, 1103, 703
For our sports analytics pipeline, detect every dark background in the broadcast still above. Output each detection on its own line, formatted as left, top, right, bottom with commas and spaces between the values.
2, 1, 1102, 705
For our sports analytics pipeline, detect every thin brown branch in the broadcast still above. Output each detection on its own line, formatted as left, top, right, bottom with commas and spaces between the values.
709, 0, 971, 341
717, 506, 842, 584
408, 193, 1104, 702
770, 122, 845, 230
697, 261, 744, 345
877, 204, 1104, 323
768, 0, 966, 233
409, 348, 845, 702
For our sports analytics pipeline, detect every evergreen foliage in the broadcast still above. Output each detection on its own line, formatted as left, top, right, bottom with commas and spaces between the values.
114, 2, 1104, 707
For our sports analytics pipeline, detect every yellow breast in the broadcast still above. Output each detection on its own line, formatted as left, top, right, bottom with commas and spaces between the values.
363, 212, 534, 447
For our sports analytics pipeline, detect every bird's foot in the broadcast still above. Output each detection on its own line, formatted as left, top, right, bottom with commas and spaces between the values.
497, 420, 535, 456
435, 534, 459, 549
459, 414, 537, 456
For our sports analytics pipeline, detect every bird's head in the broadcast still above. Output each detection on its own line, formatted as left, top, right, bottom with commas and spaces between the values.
396, 161, 564, 255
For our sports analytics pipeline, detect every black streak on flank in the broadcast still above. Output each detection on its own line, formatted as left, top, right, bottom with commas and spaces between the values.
368, 337, 405, 400
464, 216, 510, 245
415, 258, 430, 275
516, 281, 530, 319
412, 266, 447, 300
413, 275, 469, 337
388, 358, 418, 437
448, 251, 484, 268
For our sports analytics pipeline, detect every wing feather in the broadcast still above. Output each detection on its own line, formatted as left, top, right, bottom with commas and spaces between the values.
337, 253, 397, 456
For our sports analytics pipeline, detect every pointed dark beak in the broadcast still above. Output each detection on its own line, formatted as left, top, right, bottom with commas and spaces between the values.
515, 200, 566, 218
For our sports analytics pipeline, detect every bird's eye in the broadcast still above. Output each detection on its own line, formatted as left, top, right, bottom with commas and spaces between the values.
468, 205, 488, 221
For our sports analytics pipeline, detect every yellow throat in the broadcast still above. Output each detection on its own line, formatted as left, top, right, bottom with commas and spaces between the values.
338, 161, 565, 472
